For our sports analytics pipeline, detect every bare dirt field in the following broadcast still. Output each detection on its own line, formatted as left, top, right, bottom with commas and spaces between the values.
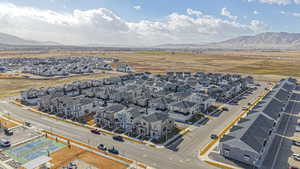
50, 143, 128, 169
0, 49, 299, 98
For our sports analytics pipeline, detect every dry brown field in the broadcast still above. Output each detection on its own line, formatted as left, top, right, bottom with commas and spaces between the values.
0, 49, 299, 98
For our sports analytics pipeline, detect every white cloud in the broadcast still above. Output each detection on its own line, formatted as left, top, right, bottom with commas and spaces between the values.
133, 5, 141, 10
279, 10, 300, 17
186, 8, 203, 17
221, 8, 238, 20
253, 10, 259, 15
280, 10, 286, 14
247, 0, 300, 5
0, 3, 269, 45
292, 12, 300, 17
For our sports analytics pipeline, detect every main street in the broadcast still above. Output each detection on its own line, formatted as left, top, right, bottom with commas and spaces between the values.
0, 82, 269, 169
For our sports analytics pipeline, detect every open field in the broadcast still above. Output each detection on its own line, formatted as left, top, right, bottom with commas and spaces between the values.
0, 49, 300, 98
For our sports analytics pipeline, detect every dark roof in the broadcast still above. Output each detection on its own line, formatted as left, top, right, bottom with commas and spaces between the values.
285, 101, 300, 114
240, 114, 274, 152
105, 104, 125, 113
143, 113, 169, 122
282, 82, 295, 91
172, 101, 196, 109
262, 98, 283, 120
291, 93, 300, 101
274, 89, 290, 102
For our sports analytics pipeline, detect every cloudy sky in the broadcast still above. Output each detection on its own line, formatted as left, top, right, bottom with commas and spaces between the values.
0, 0, 299, 46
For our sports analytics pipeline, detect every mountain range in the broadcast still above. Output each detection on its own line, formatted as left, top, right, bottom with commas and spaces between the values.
156, 32, 300, 50
2, 31, 300, 50
0, 32, 61, 46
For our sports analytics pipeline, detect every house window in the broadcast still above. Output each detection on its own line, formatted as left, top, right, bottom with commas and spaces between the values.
243, 155, 250, 161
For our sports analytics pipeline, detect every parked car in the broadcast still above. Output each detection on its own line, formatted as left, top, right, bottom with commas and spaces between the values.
292, 154, 300, 161
296, 126, 300, 132
108, 147, 119, 155
210, 134, 218, 139
24, 122, 32, 127
4, 129, 13, 136
97, 144, 107, 151
113, 136, 124, 142
0, 139, 11, 147
289, 166, 299, 169
293, 140, 300, 146
90, 129, 101, 135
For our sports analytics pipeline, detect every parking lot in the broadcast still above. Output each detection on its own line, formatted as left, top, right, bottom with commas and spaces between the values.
0, 126, 41, 148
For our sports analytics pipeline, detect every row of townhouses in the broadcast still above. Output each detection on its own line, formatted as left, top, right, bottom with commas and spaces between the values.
219, 78, 298, 168
0, 56, 134, 77
21, 72, 252, 140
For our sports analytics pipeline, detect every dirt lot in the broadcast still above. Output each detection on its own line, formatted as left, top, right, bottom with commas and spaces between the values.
0, 49, 300, 98
50, 144, 128, 169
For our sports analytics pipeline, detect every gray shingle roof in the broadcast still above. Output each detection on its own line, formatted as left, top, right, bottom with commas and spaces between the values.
143, 113, 169, 123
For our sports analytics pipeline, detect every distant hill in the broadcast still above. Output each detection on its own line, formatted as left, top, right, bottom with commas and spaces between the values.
154, 43, 204, 49
153, 32, 300, 50
0, 32, 61, 46
205, 32, 300, 49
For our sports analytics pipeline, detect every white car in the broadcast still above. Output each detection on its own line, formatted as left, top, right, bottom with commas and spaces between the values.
292, 154, 300, 161
296, 126, 300, 132
293, 140, 300, 146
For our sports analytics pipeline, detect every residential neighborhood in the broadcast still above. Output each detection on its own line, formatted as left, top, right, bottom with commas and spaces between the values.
0, 56, 134, 77
20, 72, 253, 141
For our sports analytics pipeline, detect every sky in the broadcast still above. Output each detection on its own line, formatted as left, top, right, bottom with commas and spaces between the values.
0, 0, 300, 46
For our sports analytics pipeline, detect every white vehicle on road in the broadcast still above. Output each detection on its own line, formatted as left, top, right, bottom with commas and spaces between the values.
0, 139, 11, 147
293, 140, 300, 146
292, 154, 300, 161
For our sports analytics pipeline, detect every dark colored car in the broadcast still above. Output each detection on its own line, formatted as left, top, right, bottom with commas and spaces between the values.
4, 129, 13, 136
113, 136, 124, 142
97, 144, 107, 151
289, 166, 299, 169
91, 129, 101, 135
108, 147, 119, 155
210, 134, 218, 139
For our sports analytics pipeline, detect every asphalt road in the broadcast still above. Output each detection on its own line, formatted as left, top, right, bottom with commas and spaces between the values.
0, 82, 269, 169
